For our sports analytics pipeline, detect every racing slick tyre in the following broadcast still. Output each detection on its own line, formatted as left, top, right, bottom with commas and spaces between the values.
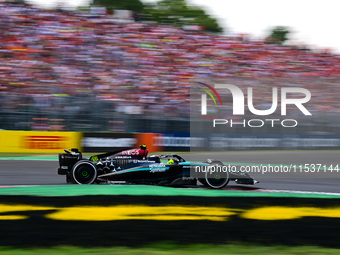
204, 160, 229, 189
72, 160, 97, 184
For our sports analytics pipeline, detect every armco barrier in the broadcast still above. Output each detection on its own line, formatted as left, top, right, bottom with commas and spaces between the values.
0, 131, 82, 153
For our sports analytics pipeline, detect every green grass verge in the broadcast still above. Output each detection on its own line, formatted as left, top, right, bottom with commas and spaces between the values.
1, 244, 340, 255
1, 184, 340, 198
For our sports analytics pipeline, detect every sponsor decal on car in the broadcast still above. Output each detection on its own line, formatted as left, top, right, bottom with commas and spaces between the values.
121, 149, 141, 156
150, 163, 168, 173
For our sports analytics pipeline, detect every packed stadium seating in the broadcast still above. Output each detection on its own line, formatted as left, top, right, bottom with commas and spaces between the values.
1, 2, 339, 131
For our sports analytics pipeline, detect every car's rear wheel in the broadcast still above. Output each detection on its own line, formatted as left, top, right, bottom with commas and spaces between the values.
72, 161, 97, 184
204, 160, 229, 189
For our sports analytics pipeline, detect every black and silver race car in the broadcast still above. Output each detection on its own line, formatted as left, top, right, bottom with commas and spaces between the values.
58, 145, 258, 189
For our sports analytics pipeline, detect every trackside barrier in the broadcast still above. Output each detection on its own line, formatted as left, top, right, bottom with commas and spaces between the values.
0, 131, 163, 154
152, 133, 340, 151
191, 134, 340, 151
153, 132, 190, 151
0, 131, 82, 153
1, 131, 340, 153
135, 133, 163, 152
81, 132, 163, 153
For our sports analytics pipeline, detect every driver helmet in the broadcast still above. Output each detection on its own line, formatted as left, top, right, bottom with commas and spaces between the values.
140, 144, 147, 150
167, 158, 175, 165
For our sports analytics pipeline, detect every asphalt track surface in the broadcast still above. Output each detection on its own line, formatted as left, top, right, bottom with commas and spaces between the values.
0, 151, 340, 193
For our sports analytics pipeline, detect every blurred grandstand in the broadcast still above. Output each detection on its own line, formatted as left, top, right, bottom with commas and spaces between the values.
1, 2, 340, 134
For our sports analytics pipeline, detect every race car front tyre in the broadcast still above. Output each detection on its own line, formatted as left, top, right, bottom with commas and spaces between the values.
205, 173, 229, 189
204, 160, 229, 189
72, 161, 97, 184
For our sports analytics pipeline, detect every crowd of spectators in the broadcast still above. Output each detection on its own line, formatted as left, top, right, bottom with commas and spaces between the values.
1, 2, 340, 131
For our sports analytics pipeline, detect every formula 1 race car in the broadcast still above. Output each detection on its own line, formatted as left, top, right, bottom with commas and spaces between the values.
57, 145, 258, 189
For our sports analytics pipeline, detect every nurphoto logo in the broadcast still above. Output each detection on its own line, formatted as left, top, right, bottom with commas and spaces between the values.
199, 83, 312, 128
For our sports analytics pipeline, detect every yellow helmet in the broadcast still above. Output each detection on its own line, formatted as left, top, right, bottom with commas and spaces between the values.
167, 159, 175, 165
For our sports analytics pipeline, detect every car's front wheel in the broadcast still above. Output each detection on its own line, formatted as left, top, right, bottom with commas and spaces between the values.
204, 160, 229, 189
72, 161, 97, 184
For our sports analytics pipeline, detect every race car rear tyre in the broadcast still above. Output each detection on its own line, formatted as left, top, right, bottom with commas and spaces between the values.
72, 161, 97, 184
204, 160, 229, 189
